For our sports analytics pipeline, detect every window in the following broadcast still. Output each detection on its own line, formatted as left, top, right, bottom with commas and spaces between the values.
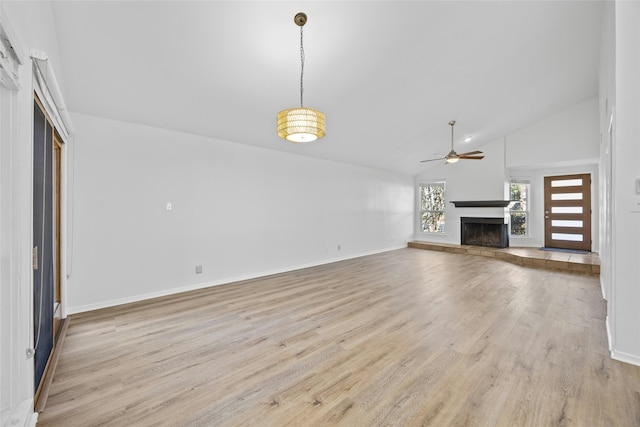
419, 182, 446, 233
509, 180, 529, 236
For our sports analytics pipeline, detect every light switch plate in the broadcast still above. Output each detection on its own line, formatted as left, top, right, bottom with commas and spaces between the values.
630, 196, 640, 213
636, 178, 640, 194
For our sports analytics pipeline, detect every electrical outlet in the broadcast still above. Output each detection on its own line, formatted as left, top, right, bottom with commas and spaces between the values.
195, 265, 203, 274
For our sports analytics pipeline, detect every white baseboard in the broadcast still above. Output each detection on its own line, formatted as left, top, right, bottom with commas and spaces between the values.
0, 399, 37, 427
611, 349, 640, 367
67, 245, 407, 314
606, 315, 640, 367
605, 315, 612, 351
27, 411, 38, 427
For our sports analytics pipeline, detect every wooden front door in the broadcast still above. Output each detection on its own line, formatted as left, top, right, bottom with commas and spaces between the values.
544, 173, 591, 251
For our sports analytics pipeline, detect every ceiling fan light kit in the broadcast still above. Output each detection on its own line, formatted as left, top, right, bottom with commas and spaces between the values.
445, 151, 460, 164
421, 120, 484, 164
277, 12, 326, 143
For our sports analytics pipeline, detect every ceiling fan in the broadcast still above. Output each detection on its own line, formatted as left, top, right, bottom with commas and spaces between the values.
421, 120, 484, 164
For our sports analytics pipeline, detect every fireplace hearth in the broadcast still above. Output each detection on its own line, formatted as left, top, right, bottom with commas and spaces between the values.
460, 217, 509, 248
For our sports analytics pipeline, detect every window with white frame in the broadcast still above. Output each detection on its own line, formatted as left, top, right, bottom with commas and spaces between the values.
509, 179, 530, 236
419, 182, 446, 233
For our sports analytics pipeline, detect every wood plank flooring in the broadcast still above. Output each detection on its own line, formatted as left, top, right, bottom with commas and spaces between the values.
38, 248, 640, 426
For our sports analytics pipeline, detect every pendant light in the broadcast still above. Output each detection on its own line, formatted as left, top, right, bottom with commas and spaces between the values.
277, 12, 326, 143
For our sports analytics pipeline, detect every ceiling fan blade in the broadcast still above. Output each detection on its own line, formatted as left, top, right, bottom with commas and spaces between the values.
459, 155, 485, 160
420, 157, 446, 163
458, 150, 483, 156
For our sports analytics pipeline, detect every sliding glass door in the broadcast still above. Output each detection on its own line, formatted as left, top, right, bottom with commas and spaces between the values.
33, 96, 62, 405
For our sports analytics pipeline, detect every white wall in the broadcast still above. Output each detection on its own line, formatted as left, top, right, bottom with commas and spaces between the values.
414, 137, 507, 245
608, 1, 640, 365
506, 164, 599, 249
0, 1, 66, 426
0, 64, 35, 427
598, 0, 615, 328
66, 113, 414, 312
506, 97, 600, 168
505, 98, 600, 248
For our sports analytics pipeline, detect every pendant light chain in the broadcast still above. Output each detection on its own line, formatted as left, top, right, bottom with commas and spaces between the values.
299, 25, 305, 108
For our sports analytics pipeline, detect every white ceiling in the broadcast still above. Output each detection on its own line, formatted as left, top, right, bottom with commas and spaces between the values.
50, 1, 603, 175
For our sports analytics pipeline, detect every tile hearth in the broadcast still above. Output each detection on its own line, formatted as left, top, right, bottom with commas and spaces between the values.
408, 241, 600, 276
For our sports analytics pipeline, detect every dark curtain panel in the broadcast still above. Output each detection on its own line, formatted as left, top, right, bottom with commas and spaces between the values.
33, 101, 54, 391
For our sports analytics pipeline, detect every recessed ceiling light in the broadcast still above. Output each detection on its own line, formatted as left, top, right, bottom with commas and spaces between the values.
464, 136, 472, 143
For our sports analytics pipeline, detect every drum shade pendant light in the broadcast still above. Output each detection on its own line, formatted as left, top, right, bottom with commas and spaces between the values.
277, 13, 325, 143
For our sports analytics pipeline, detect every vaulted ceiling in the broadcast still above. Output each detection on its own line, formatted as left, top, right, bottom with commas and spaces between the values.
50, 1, 603, 175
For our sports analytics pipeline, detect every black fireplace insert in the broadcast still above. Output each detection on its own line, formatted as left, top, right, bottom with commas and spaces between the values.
460, 217, 509, 248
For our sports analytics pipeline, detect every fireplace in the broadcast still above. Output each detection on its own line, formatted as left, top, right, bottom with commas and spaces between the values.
460, 217, 509, 248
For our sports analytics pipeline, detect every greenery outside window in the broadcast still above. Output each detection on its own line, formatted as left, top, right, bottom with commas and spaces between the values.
419, 182, 446, 233
509, 179, 529, 236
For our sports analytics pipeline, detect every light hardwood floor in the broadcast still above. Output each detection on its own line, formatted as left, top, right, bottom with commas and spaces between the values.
38, 248, 640, 426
